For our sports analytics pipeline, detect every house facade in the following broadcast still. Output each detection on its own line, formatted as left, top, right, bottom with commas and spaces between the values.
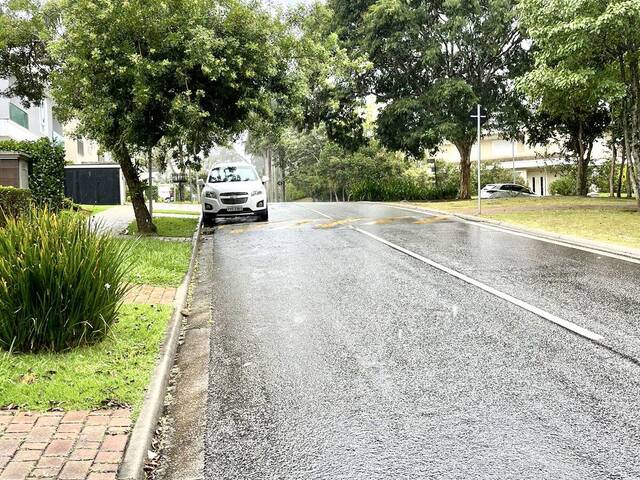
434, 135, 611, 196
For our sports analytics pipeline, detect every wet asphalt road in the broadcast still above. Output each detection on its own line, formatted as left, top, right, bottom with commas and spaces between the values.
204, 202, 640, 480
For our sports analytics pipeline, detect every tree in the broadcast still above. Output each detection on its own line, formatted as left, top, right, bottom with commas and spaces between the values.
331, 0, 529, 199
518, 0, 640, 205
50, 0, 294, 232
0, 0, 58, 105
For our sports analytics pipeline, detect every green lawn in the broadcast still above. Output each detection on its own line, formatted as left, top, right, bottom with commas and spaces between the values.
0, 304, 170, 413
404, 196, 640, 250
128, 216, 198, 238
152, 209, 200, 216
124, 238, 192, 287
80, 204, 117, 215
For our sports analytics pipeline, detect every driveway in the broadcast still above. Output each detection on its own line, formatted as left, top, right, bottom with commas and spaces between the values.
166, 202, 640, 479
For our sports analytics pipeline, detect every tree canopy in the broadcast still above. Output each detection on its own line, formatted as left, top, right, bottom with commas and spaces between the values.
331, 0, 529, 199
50, 0, 296, 231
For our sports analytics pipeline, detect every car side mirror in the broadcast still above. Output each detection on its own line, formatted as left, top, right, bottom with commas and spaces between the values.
197, 178, 205, 187
261, 176, 269, 184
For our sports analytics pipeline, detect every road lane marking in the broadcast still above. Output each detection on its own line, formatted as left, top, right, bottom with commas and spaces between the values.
379, 203, 640, 266
294, 202, 604, 341
295, 204, 334, 220
353, 226, 604, 342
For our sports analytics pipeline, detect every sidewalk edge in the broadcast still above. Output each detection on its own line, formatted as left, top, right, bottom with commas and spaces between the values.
117, 215, 203, 480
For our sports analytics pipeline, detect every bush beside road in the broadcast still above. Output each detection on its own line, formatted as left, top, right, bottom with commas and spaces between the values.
405, 196, 640, 250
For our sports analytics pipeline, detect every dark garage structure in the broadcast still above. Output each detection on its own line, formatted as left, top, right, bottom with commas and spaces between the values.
64, 164, 125, 205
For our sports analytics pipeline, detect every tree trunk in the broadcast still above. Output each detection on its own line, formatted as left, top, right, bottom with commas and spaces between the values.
117, 147, 156, 234
575, 122, 589, 196
455, 141, 473, 200
628, 54, 640, 210
617, 143, 626, 198
609, 143, 616, 197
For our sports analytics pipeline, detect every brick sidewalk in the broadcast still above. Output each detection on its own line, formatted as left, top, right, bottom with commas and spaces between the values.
124, 285, 176, 305
0, 410, 131, 480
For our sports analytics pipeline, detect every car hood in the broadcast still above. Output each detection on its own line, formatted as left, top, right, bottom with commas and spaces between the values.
205, 180, 264, 193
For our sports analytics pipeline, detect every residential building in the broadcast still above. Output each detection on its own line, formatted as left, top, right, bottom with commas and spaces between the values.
0, 79, 63, 143
434, 134, 611, 196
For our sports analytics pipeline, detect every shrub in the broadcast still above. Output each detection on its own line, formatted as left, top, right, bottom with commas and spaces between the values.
0, 207, 132, 352
550, 176, 576, 196
0, 138, 66, 208
0, 187, 31, 227
349, 177, 458, 202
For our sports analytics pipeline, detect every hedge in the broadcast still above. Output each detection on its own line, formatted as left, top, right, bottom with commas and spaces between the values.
0, 138, 65, 208
0, 186, 31, 227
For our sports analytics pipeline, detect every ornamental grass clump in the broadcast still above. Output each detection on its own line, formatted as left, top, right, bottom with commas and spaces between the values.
0, 207, 131, 352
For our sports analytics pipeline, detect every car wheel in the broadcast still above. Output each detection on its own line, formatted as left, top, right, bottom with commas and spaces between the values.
202, 212, 216, 227
258, 210, 269, 222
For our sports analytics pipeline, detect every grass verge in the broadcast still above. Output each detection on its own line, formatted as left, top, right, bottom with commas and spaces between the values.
0, 304, 171, 413
128, 216, 198, 238
81, 204, 117, 215
405, 196, 640, 250
152, 209, 200, 216
123, 238, 192, 287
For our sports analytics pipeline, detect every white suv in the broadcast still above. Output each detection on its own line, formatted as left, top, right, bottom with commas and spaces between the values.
201, 163, 268, 225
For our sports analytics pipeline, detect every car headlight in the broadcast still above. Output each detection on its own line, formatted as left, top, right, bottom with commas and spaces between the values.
251, 190, 264, 197
203, 190, 217, 199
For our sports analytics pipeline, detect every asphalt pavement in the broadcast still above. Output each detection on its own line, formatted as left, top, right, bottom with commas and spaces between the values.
201, 202, 640, 480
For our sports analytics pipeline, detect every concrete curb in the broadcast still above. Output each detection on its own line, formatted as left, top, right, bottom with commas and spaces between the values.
118, 215, 203, 480
386, 202, 640, 262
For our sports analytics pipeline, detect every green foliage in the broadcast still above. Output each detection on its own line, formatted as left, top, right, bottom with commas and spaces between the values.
0, 0, 59, 105
123, 238, 192, 287
550, 176, 577, 196
127, 216, 198, 238
50, 0, 297, 232
0, 138, 66, 208
0, 208, 132, 353
332, 0, 530, 198
0, 304, 170, 412
0, 186, 31, 227
350, 177, 458, 202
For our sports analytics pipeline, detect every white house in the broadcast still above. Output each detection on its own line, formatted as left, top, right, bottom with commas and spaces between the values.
434, 134, 611, 196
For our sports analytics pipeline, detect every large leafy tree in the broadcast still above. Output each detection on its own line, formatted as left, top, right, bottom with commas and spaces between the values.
50, 0, 294, 232
0, 0, 58, 105
331, 0, 529, 199
518, 0, 640, 205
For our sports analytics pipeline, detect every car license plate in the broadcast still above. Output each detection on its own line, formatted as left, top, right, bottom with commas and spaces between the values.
226, 206, 243, 212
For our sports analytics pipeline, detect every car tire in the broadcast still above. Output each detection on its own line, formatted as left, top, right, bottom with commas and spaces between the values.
258, 210, 269, 222
202, 212, 216, 227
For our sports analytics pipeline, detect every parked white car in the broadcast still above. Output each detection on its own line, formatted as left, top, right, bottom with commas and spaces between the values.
201, 163, 269, 225
480, 183, 537, 199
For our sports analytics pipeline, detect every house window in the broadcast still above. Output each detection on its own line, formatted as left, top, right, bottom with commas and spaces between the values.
9, 103, 29, 129
532, 177, 536, 193
77, 139, 84, 156
540, 176, 545, 196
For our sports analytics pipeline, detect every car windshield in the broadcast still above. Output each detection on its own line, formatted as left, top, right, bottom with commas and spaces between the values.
208, 166, 258, 183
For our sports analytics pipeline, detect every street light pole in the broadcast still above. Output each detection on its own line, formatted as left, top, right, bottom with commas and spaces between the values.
512, 139, 516, 184
477, 104, 481, 215
148, 150, 153, 218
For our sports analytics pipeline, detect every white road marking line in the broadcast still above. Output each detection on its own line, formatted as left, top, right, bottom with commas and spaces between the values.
295, 202, 603, 341
353, 226, 603, 342
295, 204, 335, 220
378, 203, 640, 266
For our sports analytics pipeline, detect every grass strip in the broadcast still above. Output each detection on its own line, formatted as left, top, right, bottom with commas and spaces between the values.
128, 216, 198, 238
0, 304, 171, 414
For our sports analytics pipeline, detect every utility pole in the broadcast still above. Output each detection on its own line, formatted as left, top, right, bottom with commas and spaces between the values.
477, 104, 481, 214
148, 150, 153, 218
512, 139, 516, 184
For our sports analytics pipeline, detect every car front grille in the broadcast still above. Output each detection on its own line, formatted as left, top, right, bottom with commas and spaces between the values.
220, 192, 249, 205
